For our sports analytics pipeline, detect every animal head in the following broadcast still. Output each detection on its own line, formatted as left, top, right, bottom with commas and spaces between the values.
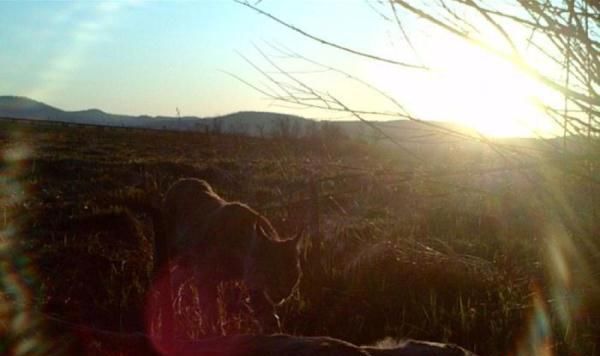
207, 203, 302, 305
162, 178, 226, 249
253, 222, 302, 305
161, 179, 302, 309
163, 178, 224, 218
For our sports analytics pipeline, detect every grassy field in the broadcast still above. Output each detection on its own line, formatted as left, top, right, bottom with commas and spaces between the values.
0, 119, 598, 355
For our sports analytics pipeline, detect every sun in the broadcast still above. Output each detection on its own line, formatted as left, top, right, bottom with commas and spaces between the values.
430, 42, 547, 138
368, 31, 556, 138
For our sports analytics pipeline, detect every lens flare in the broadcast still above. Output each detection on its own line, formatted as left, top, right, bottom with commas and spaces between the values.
0, 130, 47, 354
546, 223, 588, 347
513, 217, 594, 355
514, 285, 553, 356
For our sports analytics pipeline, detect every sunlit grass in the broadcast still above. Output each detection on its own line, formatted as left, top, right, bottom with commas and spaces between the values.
0, 119, 596, 354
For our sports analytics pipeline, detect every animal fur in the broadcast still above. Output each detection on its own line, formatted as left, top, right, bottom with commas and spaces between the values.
152, 178, 301, 333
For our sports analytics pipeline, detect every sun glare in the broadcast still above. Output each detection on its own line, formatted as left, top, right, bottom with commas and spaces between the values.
370, 31, 555, 138
432, 41, 547, 137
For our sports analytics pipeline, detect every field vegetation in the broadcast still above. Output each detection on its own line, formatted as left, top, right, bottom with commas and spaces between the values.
0, 119, 598, 355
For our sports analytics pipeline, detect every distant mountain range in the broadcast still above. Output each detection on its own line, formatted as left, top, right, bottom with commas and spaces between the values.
0, 96, 475, 143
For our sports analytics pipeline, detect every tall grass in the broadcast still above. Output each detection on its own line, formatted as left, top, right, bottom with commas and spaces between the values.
0, 121, 597, 355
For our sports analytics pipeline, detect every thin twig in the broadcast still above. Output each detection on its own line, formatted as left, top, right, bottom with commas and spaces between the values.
235, 0, 429, 70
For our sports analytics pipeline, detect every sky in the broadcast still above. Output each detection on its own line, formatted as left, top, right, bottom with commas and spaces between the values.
0, 0, 382, 116
0, 0, 561, 137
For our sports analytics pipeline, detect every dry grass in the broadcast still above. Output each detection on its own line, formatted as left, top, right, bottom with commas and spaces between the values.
0, 119, 598, 355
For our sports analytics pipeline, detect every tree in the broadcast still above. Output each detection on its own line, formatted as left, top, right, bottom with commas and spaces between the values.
255, 123, 266, 138
237, 0, 598, 193
319, 120, 346, 142
211, 117, 223, 135
237, 0, 598, 144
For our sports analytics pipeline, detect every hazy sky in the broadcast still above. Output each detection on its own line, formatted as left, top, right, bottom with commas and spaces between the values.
0, 1, 383, 115
1, 0, 559, 136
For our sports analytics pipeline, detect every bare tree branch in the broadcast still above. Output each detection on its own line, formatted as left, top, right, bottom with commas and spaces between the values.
236, 0, 429, 70
393, 0, 600, 107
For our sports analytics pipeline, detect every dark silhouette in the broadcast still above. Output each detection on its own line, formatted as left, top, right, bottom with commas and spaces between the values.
152, 178, 301, 335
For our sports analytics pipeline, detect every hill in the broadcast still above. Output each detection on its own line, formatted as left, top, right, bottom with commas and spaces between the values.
0, 96, 477, 143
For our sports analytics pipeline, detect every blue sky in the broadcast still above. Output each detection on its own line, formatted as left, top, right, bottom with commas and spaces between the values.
0, 0, 386, 117
0, 0, 558, 136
